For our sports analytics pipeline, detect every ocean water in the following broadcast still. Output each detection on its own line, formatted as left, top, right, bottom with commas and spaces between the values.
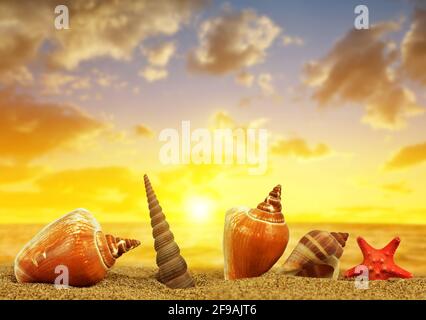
1, 222, 425, 276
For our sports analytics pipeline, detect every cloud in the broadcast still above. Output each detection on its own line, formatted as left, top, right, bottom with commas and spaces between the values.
211, 111, 236, 129
257, 73, 275, 96
0, 67, 34, 86
0, 89, 104, 162
0, 165, 42, 185
50, 0, 204, 70
402, 9, 426, 85
271, 138, 331, 159
0, 0, 205, 83
0, 0, 45, 85
0, 167, 143, 216
187, 9, 280, 75
139, 66, 168, 82
41, 72, 91, 95
96, 74, 115, 88
0, 165, 221, 222
139, 41, 176, 82
142, 42, 176, 67
135, 124, 154, 137
235, 71, 255, 87
210, 110, 268, 130
304, 21, 424, 130
385, 141, 426, 170
238, 97, 253, 108
381, 182, 412, 194
282, 35, 304, 46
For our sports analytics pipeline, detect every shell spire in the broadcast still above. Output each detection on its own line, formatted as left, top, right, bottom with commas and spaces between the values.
330, 232, 349, 248
143, 174, 195, 289
250, 185, 285, 223
257, 184, 282, 213
105, 235, 141, 259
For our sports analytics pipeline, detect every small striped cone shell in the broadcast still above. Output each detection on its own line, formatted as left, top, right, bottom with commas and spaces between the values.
144, 174, 195, 289
14, 209, 140, 287
281, 230, 348, 279
223, 185, 289, 280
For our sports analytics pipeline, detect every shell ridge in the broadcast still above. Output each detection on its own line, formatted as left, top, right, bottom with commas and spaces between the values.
14, 209, 140, 287
246, 209, 286, 225
281, 230, 348, 279
144, 174, 195, 289
223, 185, 289, 280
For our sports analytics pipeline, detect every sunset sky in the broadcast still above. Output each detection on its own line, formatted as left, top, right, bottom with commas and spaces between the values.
1, 0, 425, 226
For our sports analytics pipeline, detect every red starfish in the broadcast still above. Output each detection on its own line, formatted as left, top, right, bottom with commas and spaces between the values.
345, 236, 412, 280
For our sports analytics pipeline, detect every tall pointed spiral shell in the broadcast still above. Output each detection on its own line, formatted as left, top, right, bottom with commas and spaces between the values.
144, 174, 195, 289
14, 209, 140, 287
281, 230, 348, 279
223, 185, 289, 280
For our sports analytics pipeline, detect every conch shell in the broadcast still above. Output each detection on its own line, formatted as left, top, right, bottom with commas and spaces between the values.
223, 185, 289, 280
281, 230, 348, 279
14, 209, 140, 287
144, 174, 195, 289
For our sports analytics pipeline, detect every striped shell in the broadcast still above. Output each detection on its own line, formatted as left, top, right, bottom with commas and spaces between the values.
14, 209, 140, 287
280, 230, 348, 279
144, 174, 195, 289
223, 185, 289, 280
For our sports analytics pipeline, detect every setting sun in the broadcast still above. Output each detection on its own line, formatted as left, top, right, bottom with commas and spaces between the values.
186, 196, 214, 223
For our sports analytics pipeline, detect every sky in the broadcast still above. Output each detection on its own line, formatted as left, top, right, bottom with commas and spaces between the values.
0, 0, 426, 225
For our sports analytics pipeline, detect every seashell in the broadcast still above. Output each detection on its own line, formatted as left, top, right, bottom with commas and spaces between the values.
143, 174, 195, 289
280, 230, 348, 279
223, 185, 289, 280
14, 209, 140, 287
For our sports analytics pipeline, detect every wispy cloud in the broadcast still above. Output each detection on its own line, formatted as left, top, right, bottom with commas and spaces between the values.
282, 35, 304, 46
385, 141, 426, 170
0, 165, 43, 185
271, 138, 331, 159
402, 9, 426, 86
381, 182, 412, 194
142, 42, 176, 67
188, 9, 280, 75
235, 71, 255, 87
304, 21, 424, 129
139, 66, 168, 82
0, 0, 205, 83
135, 124, 154, 138
0, 89, 104, 162
140, 41, 176, 82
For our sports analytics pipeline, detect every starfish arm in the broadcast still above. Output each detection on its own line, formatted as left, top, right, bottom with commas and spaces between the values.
357, 237, 375, 258
389, 264, 413, 279
382, 237, 401, 256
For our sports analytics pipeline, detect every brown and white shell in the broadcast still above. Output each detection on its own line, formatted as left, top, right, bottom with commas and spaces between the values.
144, 174, 195, 289
280, 230, 348, 279
14, 209, 140, 287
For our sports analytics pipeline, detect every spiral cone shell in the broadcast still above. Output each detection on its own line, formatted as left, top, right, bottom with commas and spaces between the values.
223, 185, 289, 280
144, 174, 195, 289
281, 230, 348, 279
14, 209, 140, 287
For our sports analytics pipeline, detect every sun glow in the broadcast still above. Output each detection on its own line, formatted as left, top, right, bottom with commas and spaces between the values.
186, 196, 214, 223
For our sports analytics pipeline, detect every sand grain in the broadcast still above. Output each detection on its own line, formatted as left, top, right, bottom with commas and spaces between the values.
1, 266, 425, 300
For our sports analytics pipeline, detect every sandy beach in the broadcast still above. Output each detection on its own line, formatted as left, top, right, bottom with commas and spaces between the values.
1, 266, 425, 300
